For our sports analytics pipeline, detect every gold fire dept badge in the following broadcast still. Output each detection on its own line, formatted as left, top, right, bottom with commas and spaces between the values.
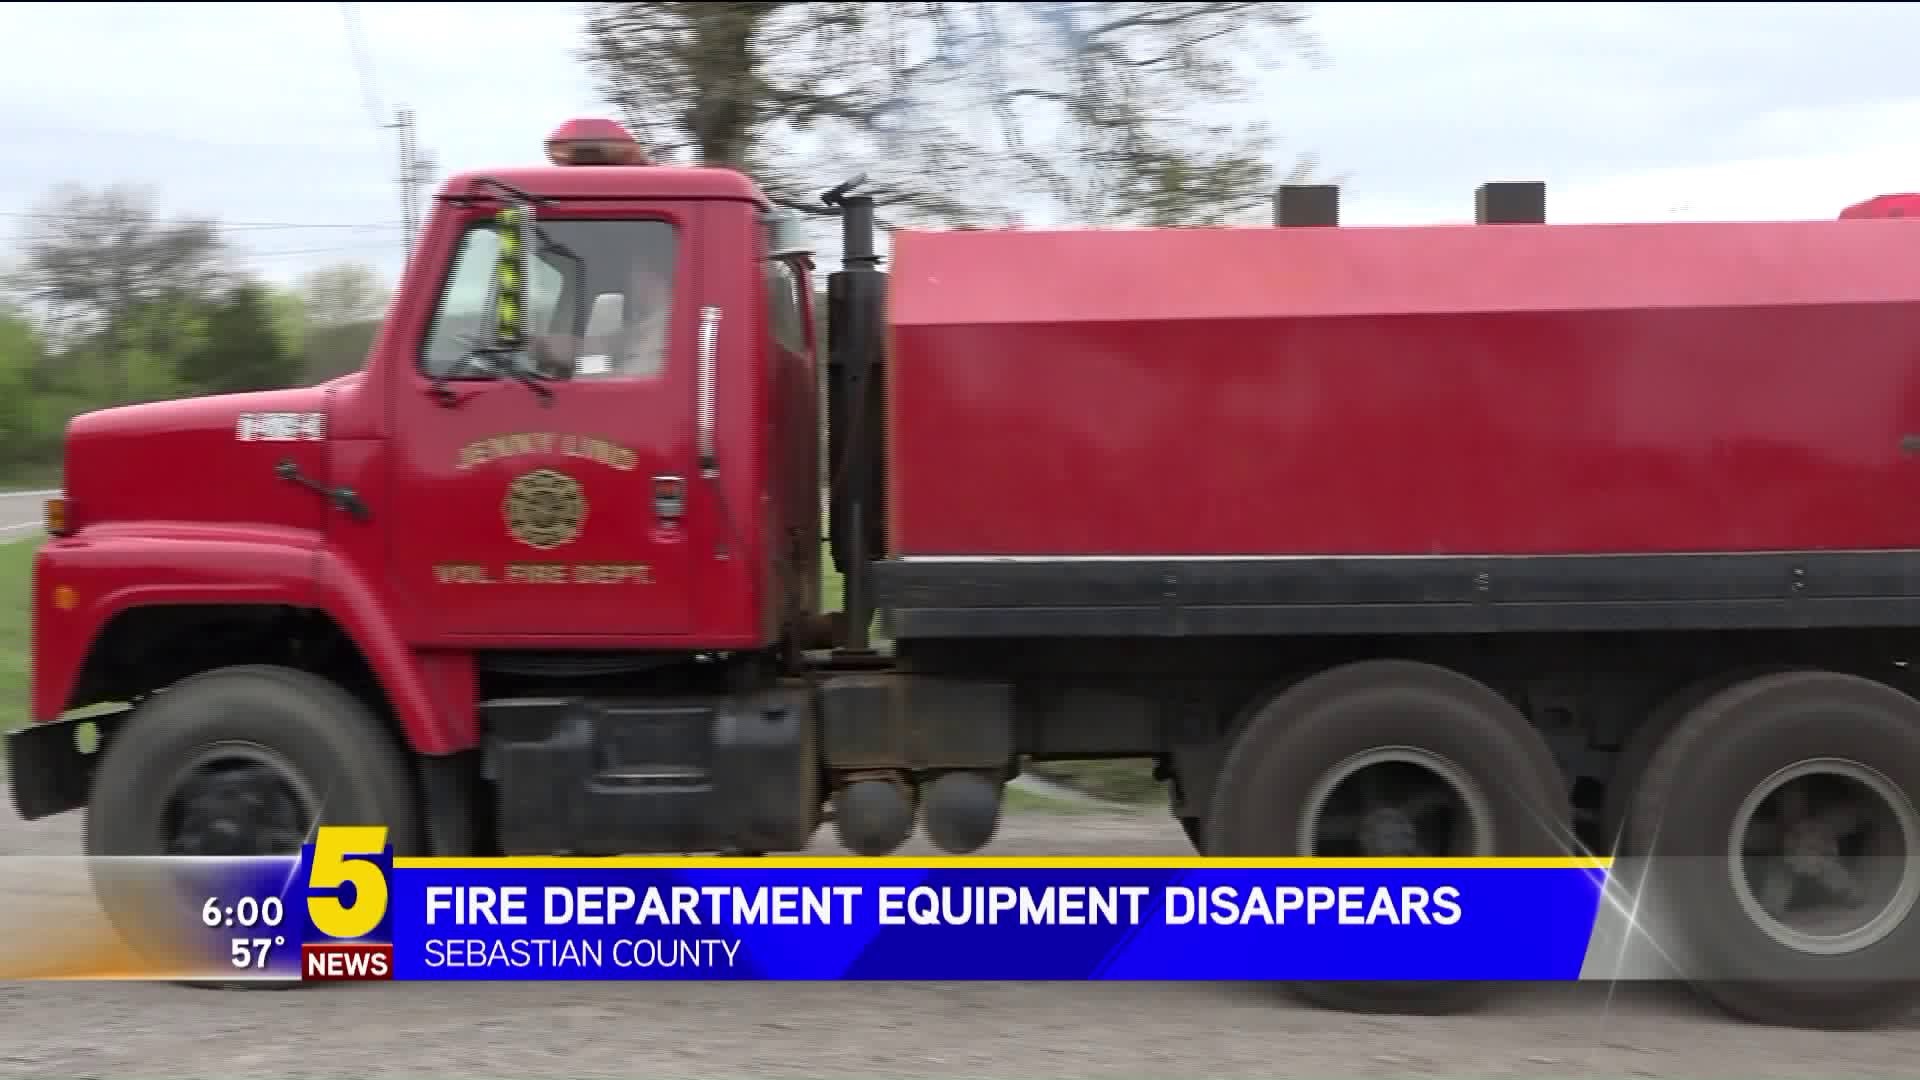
503, 468, 586, 550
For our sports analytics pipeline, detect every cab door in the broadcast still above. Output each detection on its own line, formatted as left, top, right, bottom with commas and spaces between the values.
387, 205, 706, 640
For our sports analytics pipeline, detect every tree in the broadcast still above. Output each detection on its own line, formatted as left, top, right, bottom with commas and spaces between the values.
297, 263, 389, 329
0, 308, 44, 462
14, 183, 226, 340
9, 183, 228, 402
265, 286, 309, 361
181, 283, 301, 395
581, 2, 1321, 228
292, 263, 390, 381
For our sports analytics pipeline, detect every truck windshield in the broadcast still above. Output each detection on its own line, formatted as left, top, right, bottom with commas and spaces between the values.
419, 218, 678, 381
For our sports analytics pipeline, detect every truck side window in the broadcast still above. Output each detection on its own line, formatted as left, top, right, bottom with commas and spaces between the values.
419, 219, 679, 381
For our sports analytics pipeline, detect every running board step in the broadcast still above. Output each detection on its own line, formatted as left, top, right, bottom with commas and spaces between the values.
593, 766, 712, 790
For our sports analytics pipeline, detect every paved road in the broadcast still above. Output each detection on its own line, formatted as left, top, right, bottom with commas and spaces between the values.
0, 487, 53, 539
1, 803, 1915, 1079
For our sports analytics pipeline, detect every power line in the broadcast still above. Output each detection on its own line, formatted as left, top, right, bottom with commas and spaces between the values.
0, 210, 403, 233
336, 3, 426, 265
338, 2, 388, 132
240, 242, 405, 259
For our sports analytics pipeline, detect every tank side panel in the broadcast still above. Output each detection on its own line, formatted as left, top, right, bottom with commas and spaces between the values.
888, 302, 1920, 557
887, 220, 1920, 327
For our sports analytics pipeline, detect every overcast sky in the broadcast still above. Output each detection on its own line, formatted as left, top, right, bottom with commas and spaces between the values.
5, 2, 1917, 288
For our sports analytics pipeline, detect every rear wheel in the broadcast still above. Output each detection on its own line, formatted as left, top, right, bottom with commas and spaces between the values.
1204, 659, 1571, 1016
1601, 665, 1803, 852
85, 665, 421, 989
1630, 670, 1920, 1029
1176, 816, 1203, 853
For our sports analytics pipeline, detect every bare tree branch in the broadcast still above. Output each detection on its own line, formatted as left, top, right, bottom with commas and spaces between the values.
581, 2, 1324, 227
15, 184, 229, 341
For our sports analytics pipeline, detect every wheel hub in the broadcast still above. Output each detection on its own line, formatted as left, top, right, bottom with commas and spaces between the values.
1729, 757, 1920, 956
1782, 819, 1837, 861
163, 745, 317, 858
1300, 746, 1494, 858
1358, 807, 1420, 856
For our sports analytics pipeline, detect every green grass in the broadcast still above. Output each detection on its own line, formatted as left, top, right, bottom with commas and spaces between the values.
0, 462, 61, 491
1002, 783, 1118, 816
1027, 759, 1167, 804
0, 538, 34, 734
821, 543, 844, 613
817, 506, 882, 645
819, 500, 841, 611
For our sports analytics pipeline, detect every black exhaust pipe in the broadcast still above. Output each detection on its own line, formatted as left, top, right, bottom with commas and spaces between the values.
1475, 181, 1546, 224
822, 181, 887, 654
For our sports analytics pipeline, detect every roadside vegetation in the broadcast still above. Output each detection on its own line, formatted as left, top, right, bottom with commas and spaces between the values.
0, 538, 29, 734
1025, 759, 1164, 804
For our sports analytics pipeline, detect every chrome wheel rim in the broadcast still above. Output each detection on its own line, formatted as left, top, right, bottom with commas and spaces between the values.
1727, 757, 1920, 956
1299, 746, 1495, 857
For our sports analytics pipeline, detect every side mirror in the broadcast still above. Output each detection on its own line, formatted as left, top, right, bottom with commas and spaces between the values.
767, 208, 814, 260
490, 202, 537, 351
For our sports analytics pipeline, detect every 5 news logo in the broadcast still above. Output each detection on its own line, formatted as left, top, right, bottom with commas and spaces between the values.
300, 826, 396, 981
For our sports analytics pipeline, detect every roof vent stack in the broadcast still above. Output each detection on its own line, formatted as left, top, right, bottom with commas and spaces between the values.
1476, 181, 1546, 224
1274, 184, 1340, 228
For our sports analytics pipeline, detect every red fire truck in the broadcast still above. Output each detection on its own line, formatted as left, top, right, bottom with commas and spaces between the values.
11, 119, 1920, 1027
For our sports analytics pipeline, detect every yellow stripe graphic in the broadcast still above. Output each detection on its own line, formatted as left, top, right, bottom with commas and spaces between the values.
395, 856, 1611, 871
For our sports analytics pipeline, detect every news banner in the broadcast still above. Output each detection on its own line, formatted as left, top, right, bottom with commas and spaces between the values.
10, 827, 1658, 982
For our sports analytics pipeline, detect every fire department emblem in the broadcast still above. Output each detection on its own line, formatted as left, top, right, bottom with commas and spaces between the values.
504, 469, 586, 550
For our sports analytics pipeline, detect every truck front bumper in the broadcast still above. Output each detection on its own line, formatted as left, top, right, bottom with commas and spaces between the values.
6, 706, 130, 821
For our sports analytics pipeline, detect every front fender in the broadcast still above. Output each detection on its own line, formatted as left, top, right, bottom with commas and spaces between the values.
32, 525, 474, 755
312, 545, 476, 755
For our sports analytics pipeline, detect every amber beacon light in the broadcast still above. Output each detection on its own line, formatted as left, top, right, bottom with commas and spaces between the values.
545, 118, 650, 167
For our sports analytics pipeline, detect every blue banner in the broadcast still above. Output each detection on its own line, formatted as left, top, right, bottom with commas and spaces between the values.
387, 861, 1606, 981
68, 830, 1613, 983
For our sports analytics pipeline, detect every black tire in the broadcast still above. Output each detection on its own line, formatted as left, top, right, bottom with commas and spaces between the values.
1203, 659, 1572, 1016
1600, 665, 1803, 853
1629, 670, 1920, 1030
1176, 814, 1204, 853
85, 665, 421, 990
1168, 769, 1206, 853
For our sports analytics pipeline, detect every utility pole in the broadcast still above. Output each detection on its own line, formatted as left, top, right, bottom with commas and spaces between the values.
392, 106, 436, 260
339, 3, 425, 261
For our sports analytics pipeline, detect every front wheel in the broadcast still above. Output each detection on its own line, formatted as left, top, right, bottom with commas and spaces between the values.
84, 665, 422, 989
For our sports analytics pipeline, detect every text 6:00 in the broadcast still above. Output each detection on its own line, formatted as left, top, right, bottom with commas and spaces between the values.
200, 896, 285, 928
